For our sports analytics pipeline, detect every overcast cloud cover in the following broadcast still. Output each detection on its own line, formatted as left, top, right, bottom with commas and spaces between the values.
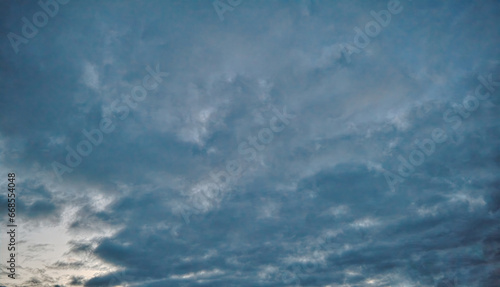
0, 0, 500, 286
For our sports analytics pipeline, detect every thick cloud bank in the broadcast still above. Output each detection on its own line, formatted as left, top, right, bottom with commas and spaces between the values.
0, 0, 499, 286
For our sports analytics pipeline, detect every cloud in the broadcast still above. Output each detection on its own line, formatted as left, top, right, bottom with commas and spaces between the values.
0, 0, 499, 286
69, 276, 84, 285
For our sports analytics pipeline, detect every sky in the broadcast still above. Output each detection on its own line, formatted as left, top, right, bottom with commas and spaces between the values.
0, 0, 500, 286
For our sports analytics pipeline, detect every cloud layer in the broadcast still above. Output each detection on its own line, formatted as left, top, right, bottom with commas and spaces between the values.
1, 0, 499, 286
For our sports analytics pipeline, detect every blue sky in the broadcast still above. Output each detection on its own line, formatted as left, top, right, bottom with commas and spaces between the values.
1, 0, 500, 286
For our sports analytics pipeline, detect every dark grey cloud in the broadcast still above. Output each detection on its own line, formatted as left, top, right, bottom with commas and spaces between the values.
69, 276, 84, 286
1, 0, 499, 286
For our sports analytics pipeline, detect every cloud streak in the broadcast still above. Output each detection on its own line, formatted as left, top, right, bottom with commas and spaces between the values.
0, 0, 499, 286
